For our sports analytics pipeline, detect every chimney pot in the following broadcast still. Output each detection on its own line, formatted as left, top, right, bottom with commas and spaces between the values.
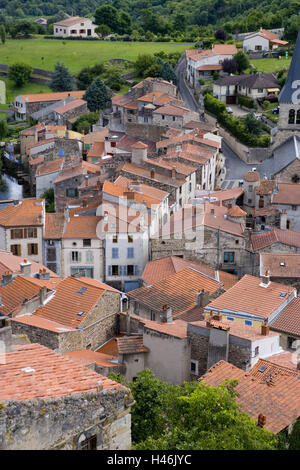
257, 414, 266, 428
261, 320, 269, 336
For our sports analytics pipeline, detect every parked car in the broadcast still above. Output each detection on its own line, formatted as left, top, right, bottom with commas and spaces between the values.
226, 106, 233, 114
272, 107, 280, 114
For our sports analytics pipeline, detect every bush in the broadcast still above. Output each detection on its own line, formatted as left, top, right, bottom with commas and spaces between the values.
238, 95, 257, 109
204, 94, 270, 147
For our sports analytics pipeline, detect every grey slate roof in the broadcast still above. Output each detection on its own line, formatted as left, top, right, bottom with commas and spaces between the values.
278, 30, 300, 103
273, 135, 300, 174
215, 72, 278, 89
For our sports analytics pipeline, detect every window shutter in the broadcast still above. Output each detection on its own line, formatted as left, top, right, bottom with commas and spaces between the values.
108, 265, 112, 276
134, 265, 139, 275
123, 265, 127, 276
78, 252, 82, 263
70, 252, 73, 263
11, 230, 14, 240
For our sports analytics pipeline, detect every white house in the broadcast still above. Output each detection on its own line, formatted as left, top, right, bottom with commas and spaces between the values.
53, 16, 98, 38
243, 29, 289, 52
186, 44, 237, 87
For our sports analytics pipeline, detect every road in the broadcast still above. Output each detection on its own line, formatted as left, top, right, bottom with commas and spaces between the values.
175, 58, 275, 188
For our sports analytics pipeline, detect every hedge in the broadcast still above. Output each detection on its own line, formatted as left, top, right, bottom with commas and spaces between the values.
238, 95, 257, 109
204, 94, 270, 147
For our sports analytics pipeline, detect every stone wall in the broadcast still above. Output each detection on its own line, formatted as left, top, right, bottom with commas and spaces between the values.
273, 158, 300, 182
0, 388, 133, 450
125, 122, 168, 142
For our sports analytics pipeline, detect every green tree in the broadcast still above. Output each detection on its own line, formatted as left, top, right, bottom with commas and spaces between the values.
0, 24, 6, 44
244, 113, 263, 135
134, 54, 155, 77
160, 62, 177, 85
0, 118, 8, 139
234, 50, 250, 73
50, 61, 75, 92
83, 78, 110, 112
133, 377, 278, 450
95, 24, 111, 37
288, 417, 300, 450
173, 13, 187, 33
40, 188, 54, 213
94, 5, 120, 33
8, 63, 32, 87
76, 67, 94, 90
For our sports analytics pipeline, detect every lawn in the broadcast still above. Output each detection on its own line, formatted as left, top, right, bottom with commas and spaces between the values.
0, 76, 51, 104
250, 57, 291, 73
0, 38, 192, 74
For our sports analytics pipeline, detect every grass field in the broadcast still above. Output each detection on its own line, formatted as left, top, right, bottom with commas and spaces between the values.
250, 57, 291, 73
0, 77, 51, 104
0, 39, 192, 74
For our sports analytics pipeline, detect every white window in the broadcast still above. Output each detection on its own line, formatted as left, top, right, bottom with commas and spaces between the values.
190, 360, 198, 375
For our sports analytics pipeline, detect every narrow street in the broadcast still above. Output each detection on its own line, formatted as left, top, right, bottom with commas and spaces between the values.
175, 58, 275, 188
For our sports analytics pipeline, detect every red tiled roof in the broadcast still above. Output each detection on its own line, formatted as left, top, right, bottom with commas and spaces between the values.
0, 343, 123, 401
261, 253, 300, 279
256, 180, 275, 195
117, 335, 148, 354
34, 276, 119, 328
227, 205, 247, 217
0, 252, 58, 278
0, 199, 44, 227
103, 180, 162, 209
200, 360, 300, 434
36, 158, 64, 177
206, 274, 296, 321
117, 162, 185, 187
63, 349, 123, 368
19, 90, 85, 103
11, 314, 76, 333
272, 183, 300, 205
0, 275, 52, 317
197, 64, 222, 71
251, 228, 300, 251
128, 267, 222, 317
270, 296, 300, 337
54, 98, 86, 115
244, 171, 260, 182
191, 318, 279, 341
44, 212, 65, 239
153, 104, 191, 116
114, 176, 168, 201
62, 216, 101, 239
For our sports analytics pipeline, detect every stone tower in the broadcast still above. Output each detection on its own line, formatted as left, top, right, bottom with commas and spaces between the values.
276, 30, 300, 145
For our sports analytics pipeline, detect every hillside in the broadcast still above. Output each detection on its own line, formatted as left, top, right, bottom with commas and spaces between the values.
0, 0, 299, 40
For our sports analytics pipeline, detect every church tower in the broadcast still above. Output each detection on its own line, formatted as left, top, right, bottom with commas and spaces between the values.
277, 30, 300, 141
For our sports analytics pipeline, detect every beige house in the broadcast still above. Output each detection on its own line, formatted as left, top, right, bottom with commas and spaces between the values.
53, 16, 98, 38
0, 199, 45, 264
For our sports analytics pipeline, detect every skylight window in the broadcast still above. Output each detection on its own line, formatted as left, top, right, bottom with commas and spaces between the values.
77, 287, 87, 295
77, 311, 85, 316
258, 365, 267, 373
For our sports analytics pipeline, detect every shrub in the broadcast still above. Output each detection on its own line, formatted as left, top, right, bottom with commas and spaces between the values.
238, 95, 257, 109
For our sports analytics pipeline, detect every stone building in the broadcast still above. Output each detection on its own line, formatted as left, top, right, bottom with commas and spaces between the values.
150, 203, 246, 276
14, 90, 85, 121
260, 252, 300, 291
11, 276, 121, 353
270, 296, 300, 351
188, 316, 282, 379
0, 343, 133, 450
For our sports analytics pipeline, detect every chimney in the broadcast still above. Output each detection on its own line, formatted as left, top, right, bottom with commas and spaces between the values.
13, 200, 19, 206
297, 360, 300, 371
37, 268, 50, 281
39, 287, 47, 305
195, 289, 210, 308
124, 191, 135, 200
260, 270, 270, 287
212, 311, 222, 321
85, 175, 89, 187
103, 211, 108, 223
150, 169, 155, 179
2, 271, 13, 286
64, 206, 69, 223
82, 199, 87, 208
20, 259, 31, 276
171, 168, 176, 179
261, 320, 269, 336
210, 208, 215, 215
257, 414, 266, 428
160, 305, 173, 323
280, 210, 287, 230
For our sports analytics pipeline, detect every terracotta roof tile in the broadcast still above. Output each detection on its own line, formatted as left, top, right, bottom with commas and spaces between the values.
261, 253, 300, 279
44, 212, 65, 239
206, 274, 296, 321
244, 171, 260, 182
11, 314, 77, 333
103, 181, 162, 208
153, 104, 191, 116
0, 252, 58, 278
34, 276, 119, 328
137, 91, 165, 103
63, 349, 123, 368
272, 183, 300, 205
0, 275, 52, 317
54, 98, 87, 114
251, 228, 300, 251
19, 90, 85, 104
128, 267, 222, 317
227, 205, 247, 217
114, 176, 168, 201
36, 158, 64, 177
116, 162, 185, 187
62, 215, 101, 239
270, 296, 300, 337
117, 335, 148, 354
0, 343, 123, 401
256, 180, 275, 195
200, 360, 300, 434
191, 318, 279, 340
0, 199, 44, 227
